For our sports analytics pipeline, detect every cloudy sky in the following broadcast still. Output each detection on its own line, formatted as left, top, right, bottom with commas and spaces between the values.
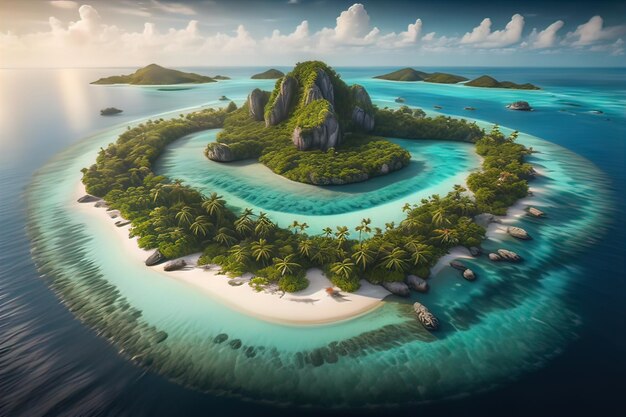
1, 0, 625, 67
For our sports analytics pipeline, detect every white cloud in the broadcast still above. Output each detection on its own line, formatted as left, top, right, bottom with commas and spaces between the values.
461, 14, 524, 48
151, 0, 196, 16
525, 20, 564, 49
50, 1, 78, 9
566, 16, 626, 46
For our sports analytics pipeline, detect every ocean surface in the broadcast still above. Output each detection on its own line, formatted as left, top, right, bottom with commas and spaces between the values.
0, 66, 625, 417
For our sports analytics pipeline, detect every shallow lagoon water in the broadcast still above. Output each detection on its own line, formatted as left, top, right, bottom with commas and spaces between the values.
2, 67, 624, 415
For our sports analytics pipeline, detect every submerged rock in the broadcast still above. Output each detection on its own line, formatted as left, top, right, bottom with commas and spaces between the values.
265, 75, 298, 126
488, 253, 502, 261
507, 101, 532, 111
247, 88, 270, 121
450, 260, 468, 271
507, 226, 531, 240
206, 143, 236, 162
382, 281, 411, 297
164, 259, 186, 271
463, 269, 476, 281
145, 249, 165, 266
406, 275, 429, 293
469, 246, 482, 257
413, 302, 439, 331
77, 194, 100, 203
528, 207, 545, 217
214, 333, 228, 344
497, 249, 522, 262
395, 97, 405, 103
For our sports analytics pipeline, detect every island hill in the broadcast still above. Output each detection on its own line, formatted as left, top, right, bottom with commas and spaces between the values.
206, 61, 480, 186
91, 64, 229, 85
251, 68, 284, 79
374, 68, 540, 90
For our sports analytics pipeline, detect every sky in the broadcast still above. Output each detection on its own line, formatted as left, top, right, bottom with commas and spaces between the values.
1, 0, 625, 68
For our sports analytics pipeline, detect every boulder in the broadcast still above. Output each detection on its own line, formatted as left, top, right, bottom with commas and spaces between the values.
474, 213, 500, 228
247, 88, 270, 121
206, 143, 236, 162
395, 97, 405, 103
292, 110, 341, 151
469, 246, 482, 257
463, 269, 476, 281
382, 281, 411, 297
145, 249, 165, 266
507, 226, 531, 240
413, 302, 439, 331
528, 207, 545, 217
507, 101, 532, 111
115, 220, 131, 227
265, 76, 298, 126
94, 201, 108, 208
406, 275, 429, 293
164, 259, 187, 271
107, 210, 120, 219
77, 194, 100, 203
497, 249, 522, 262
488, 253, 502, 261
450, 260, 468, 271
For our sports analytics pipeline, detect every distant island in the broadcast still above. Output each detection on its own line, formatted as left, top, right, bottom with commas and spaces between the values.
374, 68, 540, 89
465, 75, 540, 90
251, 69, 285, 79
91, 64, 217, 85
213, 75, 231, 80
100, 107, 123, 116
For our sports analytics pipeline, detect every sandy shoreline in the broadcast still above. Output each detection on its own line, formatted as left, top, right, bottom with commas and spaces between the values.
72, 181, 390, 326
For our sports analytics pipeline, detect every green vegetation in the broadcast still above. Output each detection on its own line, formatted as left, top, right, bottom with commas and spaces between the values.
251, 69, 285, 79
374, 68, 430, 81
424, 73, 468, 84
465, 75, 540, 90
373, 106, 483, 142
91, 64, 216, 85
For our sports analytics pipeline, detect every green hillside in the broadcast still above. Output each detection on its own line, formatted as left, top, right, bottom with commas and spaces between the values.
91, 64, 216, 85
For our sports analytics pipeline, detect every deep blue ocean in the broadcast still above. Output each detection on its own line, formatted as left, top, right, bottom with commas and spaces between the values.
0, 66, 624, 417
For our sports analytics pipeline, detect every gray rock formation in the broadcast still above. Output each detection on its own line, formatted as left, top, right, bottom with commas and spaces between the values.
145, 249, 165, 266
304, 84, 324, 105
352, 107, 375, 131
314, 69, 334, 103
413, 302, 439, 331
265, 76, 298, 126
528, 207, 545, 217
507, 226, 531, 240
206, 143, 236, 162
474, 213, 501, 228
497, 249, 522, 262
164, 259, 187, 271
247, 88, 270, 121
382, 281, 411, 297
470, 246, 482, 257
507, 101, 532, 111
351, 85, 375, 131
94, 201, 108, 208
77, 194, 100, 203
463, 269, 476, 281
450, 260, 468, 271
107, 210, 120, 219
292, 110, 340, 151
406, 275, 429, 292
489, 253, 502, 261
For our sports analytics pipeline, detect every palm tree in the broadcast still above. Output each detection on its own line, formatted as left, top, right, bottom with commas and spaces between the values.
298, 222, 309, 235
274, 254, 301, 276
298, 239, 313, 259
330, 258, 355, 280
322, 227, 333, 238
214, 227, 237, 247
151, 184, 167, 204
175, 206, 194, 227
289, 220, 300, 234
400, 216, 423, 232
402, 203, 412, 213
404, 240, 432, 266
255, 212, 274, 237
355, 218, 372, 245
335, 226, 350, 247
190, 215, 213, 237
234, 209, 254, 236
229, 244, 250, 264
351, 245, 374, 270
385, 222, 395, 231
381, 248, 409, 272
431, 207, 448, 227
434, 228, 459, 245
251, 238, 274, 264
202, 192, 226, 220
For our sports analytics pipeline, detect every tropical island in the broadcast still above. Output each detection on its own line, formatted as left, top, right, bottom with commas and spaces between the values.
251, 68, 285, 79
374, 67, 540, 89
91, 63, 218, 85
207, 61, 480, 185
80, 60, 533, 312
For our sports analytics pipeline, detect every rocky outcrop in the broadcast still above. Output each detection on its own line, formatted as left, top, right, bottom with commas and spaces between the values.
406, 275, 429, 292
265, 76, 298, 126
382, 281, 411, 297
474, 213, 501, 228
413, 302, 439, 331
164, 259, 187, 271
77, 194, 100, 203
507, 101, 532, 111
470, 246, 482, 257
463, 269, 476, 281
145, 249, 165, 266
497, 249, 522, 262
507, 226, 531, 240
247, 88, 269, 121
304, 84, 324, 105
528, 207, 545, 217
351, 84, 375, 131
95, 201, 108, 208
206, 143, 236, 162
292, 110, 340, 151
315, 69, 334, 104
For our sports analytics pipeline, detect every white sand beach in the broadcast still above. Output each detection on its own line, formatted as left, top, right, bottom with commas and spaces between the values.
72, 182, 390, 325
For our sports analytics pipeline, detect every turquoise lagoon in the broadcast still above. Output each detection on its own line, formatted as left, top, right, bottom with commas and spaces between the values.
23, 71, 616, 406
